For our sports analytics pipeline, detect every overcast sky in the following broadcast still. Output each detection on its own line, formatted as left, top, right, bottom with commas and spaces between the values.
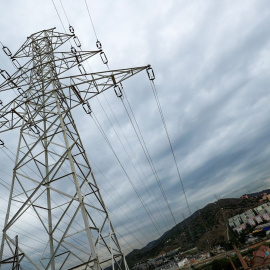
0, 0, 270, 263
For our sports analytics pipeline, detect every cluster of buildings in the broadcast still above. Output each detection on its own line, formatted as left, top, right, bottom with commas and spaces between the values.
132, 246, 226, 270
177, 251, 211, 268
228, 203, 270, 233
132, 248, 180, 270
245, 245, 270, 269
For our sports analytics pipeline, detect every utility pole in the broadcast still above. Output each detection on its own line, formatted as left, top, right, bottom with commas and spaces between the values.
0, 28, 151, 269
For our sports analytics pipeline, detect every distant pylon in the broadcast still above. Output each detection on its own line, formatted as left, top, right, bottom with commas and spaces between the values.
0, 28, 149, 269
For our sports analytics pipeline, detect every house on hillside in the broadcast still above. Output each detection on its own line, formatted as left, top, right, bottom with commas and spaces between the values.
262, 213, 270, 221
233, 223, 246, 234
248, 218, 256, 227
254, 206, 265, 215
259, 194, 270, 202
262, 203, 270, 214
228, 215, 242, 228
250, 245, 270, 269
177, 258, 189, 268
254, 215, 263, 224
200, 252, 210, 260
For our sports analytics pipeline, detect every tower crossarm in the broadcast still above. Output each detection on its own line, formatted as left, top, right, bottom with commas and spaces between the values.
12, 28, 73, 58
60, 65, 150, 109
0, 65, 149, 133
0, 51, 101, 93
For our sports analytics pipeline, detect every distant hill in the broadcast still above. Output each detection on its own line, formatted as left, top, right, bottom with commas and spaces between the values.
125, 195, 264, 268
241, 188, 270, 198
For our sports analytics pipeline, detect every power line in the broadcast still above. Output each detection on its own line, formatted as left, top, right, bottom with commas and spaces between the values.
120, 90, 179, 229
90, 159, 157, 241
51, 0, 67, 33
59, 0, 71, 26
51, 0, 183, 248
150, 80, 193, 218
102, 93, 172, 221
83, 0, 98, 41
91, 112, 163, 236
77, 0, 179, 233
54, 0, 170, 236
96, 95, 171, 230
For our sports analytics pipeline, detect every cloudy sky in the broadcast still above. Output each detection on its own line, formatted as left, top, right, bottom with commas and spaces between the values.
0, 0, 270, 263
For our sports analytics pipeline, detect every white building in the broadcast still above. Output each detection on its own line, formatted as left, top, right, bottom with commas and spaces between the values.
262, 203, 270, 214
240, 213, 248, 224
233, 226, 244, 234
244, 209, 255, 218
177, 258, 189, 268
229, 221, 235, 228
262, 213, 270, 221
254, 206, 266, 215
247, 218, 256, 227
254, 215, 263, 224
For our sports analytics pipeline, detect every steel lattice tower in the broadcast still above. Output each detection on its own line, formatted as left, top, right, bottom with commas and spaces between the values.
0, 28, 150, 269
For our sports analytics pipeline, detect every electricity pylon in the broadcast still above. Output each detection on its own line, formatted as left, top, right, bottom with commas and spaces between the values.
0, 28, 150, 269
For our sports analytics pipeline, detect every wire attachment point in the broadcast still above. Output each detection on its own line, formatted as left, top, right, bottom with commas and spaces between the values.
100, 52, 108, 65
17, 87, 27, 99
2, 46, 12, 57
0, 139, 4, 147
71, 46, 77, 54
73, 36, 81, 48
75, 54, 82, 64
114, 83, 123, 98
96, 40, 102, 49
78, 64, 86, 75
11, 58, 21, 69
0, 69, 11, 80
27, 123, 40, 135
69, 25, 75, 34
147, 66, 155, 81
82, 101, 92, 114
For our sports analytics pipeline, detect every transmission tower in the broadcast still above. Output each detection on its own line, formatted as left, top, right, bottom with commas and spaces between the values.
0, 28, 151, 269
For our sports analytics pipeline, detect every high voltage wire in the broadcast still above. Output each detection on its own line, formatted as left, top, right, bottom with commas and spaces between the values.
52, 0, 175, 237
59, 0, 71, 26
84, 0, 98, 41
150, 80, 193, 218
120, 92, 180, 228
89, 158, 157, 240
100, 93, 175, 231
91, 112, 163, 236
76, 0, 182, 232
73, 0, 184, 231
51, 0, 67, 33
96, 95, 171, 230
51, 1, 190, 249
